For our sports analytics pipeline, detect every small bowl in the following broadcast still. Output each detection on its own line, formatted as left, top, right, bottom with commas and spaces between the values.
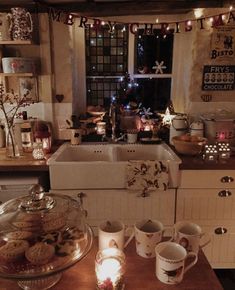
172, 135, 208, 155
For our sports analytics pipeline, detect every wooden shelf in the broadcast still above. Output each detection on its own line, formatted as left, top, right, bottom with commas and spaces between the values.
0, 40, 32, 45
0, 73, 34, 77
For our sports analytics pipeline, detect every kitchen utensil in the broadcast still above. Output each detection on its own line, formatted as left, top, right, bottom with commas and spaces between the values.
0, 184, 93, 290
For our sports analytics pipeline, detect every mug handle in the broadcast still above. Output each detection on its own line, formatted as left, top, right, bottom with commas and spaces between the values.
163, 226, 174, 242
184, 252, 198, 274
200, 232, 211, 248
124, 226, 135, 248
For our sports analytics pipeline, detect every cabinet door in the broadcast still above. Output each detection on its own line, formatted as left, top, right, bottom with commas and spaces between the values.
52, 189, 176, 232
177, 189, 235, 268
202, 224, 235, 268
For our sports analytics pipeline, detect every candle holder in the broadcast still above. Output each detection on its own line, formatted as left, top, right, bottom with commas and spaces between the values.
95, 248, 126, 290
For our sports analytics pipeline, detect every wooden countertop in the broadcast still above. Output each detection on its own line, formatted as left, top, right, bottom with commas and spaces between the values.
0, 240, 223, 290
0, 148, 51, 172
0, 143, 235, 172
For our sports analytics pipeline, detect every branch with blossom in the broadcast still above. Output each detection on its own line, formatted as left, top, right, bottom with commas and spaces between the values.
0, 83, 33, 156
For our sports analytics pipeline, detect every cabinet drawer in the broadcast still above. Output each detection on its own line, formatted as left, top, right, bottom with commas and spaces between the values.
179, 170, 235, 188
177, 189, 235, 222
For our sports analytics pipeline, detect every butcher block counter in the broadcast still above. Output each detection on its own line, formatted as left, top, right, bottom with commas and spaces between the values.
0, 148, 50, 172
0, 240, 223, 290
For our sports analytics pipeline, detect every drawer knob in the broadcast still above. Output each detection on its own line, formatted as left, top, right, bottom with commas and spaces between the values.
218, 190, 232, 197
214, 227, 227, 235
220, 176, 234, 183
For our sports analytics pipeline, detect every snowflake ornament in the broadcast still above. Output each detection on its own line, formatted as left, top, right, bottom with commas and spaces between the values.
152, 61, 167, 74
140, 107, 153, 119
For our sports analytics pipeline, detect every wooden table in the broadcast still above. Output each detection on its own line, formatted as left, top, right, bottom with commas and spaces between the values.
0, 240, 223, 290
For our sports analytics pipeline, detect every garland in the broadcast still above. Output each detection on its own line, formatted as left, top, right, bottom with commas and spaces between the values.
47, 6, 235, 35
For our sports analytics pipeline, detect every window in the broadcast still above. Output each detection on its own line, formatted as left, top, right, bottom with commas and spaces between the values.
84, 25, 174, 112
85, 25, 128, 106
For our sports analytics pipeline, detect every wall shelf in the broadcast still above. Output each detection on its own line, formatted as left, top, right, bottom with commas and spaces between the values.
0, 40, 32, 45
0, 73, 34, 77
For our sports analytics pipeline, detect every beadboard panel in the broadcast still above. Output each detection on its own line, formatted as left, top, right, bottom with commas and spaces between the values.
201, 224, 235, 268
51, 189, 175, 228
179, 170, 235, 189
177, 189, 235, 222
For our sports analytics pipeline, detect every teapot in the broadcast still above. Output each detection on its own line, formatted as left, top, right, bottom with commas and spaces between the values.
169, 114, 189, 145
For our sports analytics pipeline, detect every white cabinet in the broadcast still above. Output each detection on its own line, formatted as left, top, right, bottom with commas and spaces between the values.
177, 170, 235, 268
51, 189, 176, 234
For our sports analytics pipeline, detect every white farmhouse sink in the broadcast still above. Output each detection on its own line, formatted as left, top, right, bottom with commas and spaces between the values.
47, 143, 181, 189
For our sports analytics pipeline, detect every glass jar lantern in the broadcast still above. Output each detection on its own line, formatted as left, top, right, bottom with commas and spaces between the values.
34, 131, 51, 154
32, 142, 45, 160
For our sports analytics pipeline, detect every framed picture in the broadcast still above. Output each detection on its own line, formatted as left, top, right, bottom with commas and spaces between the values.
19, 77, 38, 102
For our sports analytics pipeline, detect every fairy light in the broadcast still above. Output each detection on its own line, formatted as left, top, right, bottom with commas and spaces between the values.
194, 8, 204, 19
222, 14, 226, 21
156, 18, 159, 23
187, 20, 192, 26
90, 23, 93, 28
230, 5, 233, 11
101, 21, 105, 25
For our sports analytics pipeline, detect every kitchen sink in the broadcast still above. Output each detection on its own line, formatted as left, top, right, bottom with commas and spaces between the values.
55, 144, 113, 162
47, 142, 181, 189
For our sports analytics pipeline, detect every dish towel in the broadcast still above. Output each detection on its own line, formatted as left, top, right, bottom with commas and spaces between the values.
126, 160, 169, 192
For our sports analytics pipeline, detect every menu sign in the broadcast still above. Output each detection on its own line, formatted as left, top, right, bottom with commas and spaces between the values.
202, 65, 235, 91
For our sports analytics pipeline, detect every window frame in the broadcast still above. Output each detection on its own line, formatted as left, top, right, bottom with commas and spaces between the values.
73, 20, 180, 113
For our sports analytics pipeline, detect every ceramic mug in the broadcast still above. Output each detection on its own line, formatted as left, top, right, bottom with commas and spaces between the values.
134, 219, 173, 258
70, 129, 83, 145
174, 221, 211, 254
127, 133, 138, 144
98, 220, 134, 251
155, 241, 198, 284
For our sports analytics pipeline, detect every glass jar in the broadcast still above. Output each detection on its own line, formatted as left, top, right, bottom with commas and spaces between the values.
32, 142, 45, 160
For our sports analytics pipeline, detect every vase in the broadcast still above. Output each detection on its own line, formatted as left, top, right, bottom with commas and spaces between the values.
6, 125, 20, 158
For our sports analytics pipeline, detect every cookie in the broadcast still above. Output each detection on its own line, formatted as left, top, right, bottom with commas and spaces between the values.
4, 231, 34, 241
12, 221, 41, 232
43, 217, 66, 233
25, 242, 55, 265
55, 240, 80, 257
0, 240, 29, 262
37, 231, 62, 245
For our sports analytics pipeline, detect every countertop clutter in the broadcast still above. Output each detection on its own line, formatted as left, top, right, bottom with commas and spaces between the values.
0, 240, 223, 290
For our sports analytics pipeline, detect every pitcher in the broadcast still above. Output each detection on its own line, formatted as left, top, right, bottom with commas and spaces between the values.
0, 13, 11, 40
9, 7, 33, 41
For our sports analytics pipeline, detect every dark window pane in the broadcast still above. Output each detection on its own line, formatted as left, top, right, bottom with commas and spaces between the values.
134, 29, 174, 74
135, 78, 171, 111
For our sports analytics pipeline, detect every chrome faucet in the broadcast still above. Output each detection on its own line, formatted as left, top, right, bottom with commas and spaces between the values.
109, 96, 118, 141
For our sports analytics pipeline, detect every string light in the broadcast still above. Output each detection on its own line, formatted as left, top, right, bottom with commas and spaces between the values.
101, 21, 105, 25
230, 5, 233, 11
156, 18, 159, 23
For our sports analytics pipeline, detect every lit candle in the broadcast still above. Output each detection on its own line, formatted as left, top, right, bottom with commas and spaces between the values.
95, 248, 125, 290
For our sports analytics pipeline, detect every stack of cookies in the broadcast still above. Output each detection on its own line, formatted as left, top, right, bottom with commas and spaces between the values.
0, 211, 87, 270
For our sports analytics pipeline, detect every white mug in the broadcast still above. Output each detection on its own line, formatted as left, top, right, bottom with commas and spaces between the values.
134, 219, 173, 258
127, 133, 138, 143
174, 221, 210, 254
70, 129, 83, 145
155, 241, 198, 284
98, 220, 134, 251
